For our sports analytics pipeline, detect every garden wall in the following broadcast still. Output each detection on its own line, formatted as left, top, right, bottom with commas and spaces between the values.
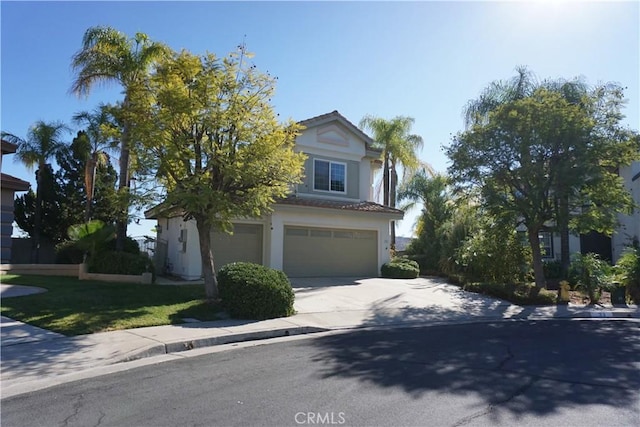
0, 263, 152, 284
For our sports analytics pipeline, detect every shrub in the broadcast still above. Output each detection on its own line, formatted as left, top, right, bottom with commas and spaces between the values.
105, 236, 141, 255
543, 260, 563, 279
88, 251, 154, 278
55, 240, 85, 264
381, 257, 420, 279
456, 222, 531, 284
462, 282, 557, 305
569, 253, 612, 305
218, 262, 295, 320
614, 246, 640, 304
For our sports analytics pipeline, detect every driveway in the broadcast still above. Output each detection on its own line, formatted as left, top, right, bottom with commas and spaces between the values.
289, 276, 526, 329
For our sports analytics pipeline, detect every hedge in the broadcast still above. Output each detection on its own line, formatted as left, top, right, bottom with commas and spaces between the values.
218, 262, 295, 320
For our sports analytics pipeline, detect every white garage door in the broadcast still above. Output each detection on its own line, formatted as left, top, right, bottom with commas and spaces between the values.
210, 223, 263, 269
283, 226, 378, 277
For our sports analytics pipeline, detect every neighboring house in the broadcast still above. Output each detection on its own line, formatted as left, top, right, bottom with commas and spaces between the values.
612, 161, 640, 260
146, 111, 403, 279
530, 160, 640, 264
1, 139, 30, 263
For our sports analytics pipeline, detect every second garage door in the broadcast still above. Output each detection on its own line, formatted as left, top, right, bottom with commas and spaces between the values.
210, 223, 263, 268
283, 226, 378, 277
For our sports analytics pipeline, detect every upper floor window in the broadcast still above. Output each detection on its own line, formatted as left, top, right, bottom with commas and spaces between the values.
314, 159, 346, 193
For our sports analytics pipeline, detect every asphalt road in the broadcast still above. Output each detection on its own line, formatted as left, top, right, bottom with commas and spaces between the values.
2, 320, 639, 427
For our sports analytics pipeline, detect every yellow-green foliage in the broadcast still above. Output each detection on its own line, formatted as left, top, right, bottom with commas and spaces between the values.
136, 50, 306, 229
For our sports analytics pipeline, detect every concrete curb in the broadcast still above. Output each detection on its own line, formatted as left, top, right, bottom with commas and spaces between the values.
116, 326, 330, 363
114, 311, 638, 364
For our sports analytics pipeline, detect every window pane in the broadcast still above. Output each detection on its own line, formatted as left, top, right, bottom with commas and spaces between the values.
333, 231, 353, 239
330, 163, 345, 192
539, 232, 553, 258
314, 160, 329, 191
310, 229, 331, 238
286, 228, 308, 237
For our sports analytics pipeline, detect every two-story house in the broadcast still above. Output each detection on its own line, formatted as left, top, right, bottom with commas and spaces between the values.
145, 111, 404, 280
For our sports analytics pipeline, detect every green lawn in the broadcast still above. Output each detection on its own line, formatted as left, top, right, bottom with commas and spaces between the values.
0, 275, 223, 336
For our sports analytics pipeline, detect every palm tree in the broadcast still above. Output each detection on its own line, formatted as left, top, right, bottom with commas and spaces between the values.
72, 105, 119, 222
2, 121, 69, 262
70, 26, 169, 250
398, 171, 452, 271
464, 66, 538, 129
359, 115, 424, 249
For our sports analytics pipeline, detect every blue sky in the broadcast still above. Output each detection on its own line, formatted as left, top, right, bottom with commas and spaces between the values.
1, 1, 638, 238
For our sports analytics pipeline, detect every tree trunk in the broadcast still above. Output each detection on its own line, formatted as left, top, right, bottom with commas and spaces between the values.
382, 151, 390, 206
116, 120, 130, 251
84, 156, 97, 222
559, 194, 570, 279
32, 164, 44, 264
196, 218, 219, 301
528, 227, 546, 289
389, 163, 398, 251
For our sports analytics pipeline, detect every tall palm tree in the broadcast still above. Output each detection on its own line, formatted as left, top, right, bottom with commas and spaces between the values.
398, 171, 453, 271
464, 66, 538, 129
72, 105, 119, 222
70, 26, 169, 250
359, 115, 424, 249
2, 121, 69, 262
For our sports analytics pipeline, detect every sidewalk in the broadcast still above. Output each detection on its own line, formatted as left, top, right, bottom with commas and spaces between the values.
2, 277, 638, 398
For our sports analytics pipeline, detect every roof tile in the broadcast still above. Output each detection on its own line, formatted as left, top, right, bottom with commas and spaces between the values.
276, 196, 404, 216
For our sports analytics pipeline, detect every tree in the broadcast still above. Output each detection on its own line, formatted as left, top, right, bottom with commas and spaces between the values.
448, 87, 638, 288
463, 67, 633, 278
14, 165, 66, 243
135, 49, 305, 300
359, 115, 423, 249
464, 66, 539, 128
398, 171, 453, 272
2, 121, 69, 262
72, 105, 120, 221
70, 26, 169, 250
55, 131, 120, 228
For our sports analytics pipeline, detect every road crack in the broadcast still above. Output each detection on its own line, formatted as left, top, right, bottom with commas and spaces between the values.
93, 410, 105, 427
451, 377, 538, 427
496, 343, 514, 370
61, 393, 85, 427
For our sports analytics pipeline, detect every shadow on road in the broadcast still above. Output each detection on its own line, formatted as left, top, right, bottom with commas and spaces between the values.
310, 319, 640, 421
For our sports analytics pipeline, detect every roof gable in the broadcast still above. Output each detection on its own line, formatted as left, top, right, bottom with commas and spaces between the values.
298, 111, 380, 154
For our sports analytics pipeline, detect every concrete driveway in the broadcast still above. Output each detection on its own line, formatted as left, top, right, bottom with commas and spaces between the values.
289, 276, 527, 329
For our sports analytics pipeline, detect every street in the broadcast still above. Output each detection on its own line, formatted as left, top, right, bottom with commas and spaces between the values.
2, 320, 638, 427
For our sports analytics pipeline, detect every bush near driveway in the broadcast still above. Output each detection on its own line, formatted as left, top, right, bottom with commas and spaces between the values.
0, 275, 222, 335
381, 257, 420, 279
218, 262, 295, 320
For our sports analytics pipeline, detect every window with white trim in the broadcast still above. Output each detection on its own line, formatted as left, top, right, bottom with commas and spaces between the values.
314, 159, 346, 193
539, 231, 554, 259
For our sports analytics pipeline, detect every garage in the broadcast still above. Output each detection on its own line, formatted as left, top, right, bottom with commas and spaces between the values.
283, 226, 378, 277
210, 223, 263, 268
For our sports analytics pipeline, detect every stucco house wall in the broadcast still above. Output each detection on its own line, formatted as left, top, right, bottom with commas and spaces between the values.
612, 161, 640, 261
